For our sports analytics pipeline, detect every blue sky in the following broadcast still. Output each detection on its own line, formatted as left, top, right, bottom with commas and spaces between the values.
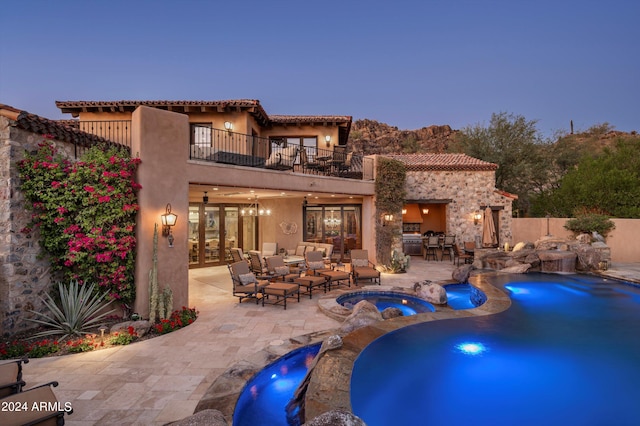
1, 0, 638, 138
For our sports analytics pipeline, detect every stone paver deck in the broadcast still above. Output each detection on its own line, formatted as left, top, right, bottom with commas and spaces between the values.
19, 260, 639, 425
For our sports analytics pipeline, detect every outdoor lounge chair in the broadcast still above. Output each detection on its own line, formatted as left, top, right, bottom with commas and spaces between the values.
265, 255, 300, 282
305, 250, 331, 275
0, 357, 28, 398
229, 247, 247, 264
228, 261, 270, 304
350, 249, 381, 286
0, 381, 71, 426
248, 250, 270, 277
265, 146, 298, 170
300, 148, 326, 174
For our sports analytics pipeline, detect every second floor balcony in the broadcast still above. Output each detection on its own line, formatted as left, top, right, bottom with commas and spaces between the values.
189, 125, 373, 180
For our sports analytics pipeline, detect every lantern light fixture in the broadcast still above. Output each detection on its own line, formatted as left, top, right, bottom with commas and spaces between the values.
473, 210, 482, 225
325, 135, 331, 147
161, 203, 178, 247
224, 121, 233, 132
203, 191, 209, 204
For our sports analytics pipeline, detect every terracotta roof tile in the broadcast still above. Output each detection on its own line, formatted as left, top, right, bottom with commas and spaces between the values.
55, 99, 271, 124
269, 114, 352, 124
0, 103, 126, 150
384, 153, 498, 171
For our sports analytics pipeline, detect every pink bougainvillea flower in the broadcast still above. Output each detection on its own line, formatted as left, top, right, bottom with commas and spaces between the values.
84, 185, 95, 192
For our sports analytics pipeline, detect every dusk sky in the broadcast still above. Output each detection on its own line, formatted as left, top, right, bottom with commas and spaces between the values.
1, 0, 638, 138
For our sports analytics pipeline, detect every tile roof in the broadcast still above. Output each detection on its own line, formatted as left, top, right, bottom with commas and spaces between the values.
384, 153, 498, 171
55, 100, 353, 130
56, 99, 271, 126
269, 114, 352, 124
0, 103, 125, 149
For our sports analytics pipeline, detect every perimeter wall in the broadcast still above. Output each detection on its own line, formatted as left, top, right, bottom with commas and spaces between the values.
512, 218, 639, 263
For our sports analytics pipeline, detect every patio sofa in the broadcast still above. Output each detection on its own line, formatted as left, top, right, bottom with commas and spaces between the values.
288, 241, 334, 260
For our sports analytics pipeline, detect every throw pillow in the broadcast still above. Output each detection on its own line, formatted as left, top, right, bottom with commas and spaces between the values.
275, 266, 290, 275
238, 273, 256, 285
352, 258, 369, 267
308, 261, 325, 270
295, 245, 306, 256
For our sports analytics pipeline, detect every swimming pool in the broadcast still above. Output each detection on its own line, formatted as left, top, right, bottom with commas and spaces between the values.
233, 343, 320, 426
350, 273, 640, 426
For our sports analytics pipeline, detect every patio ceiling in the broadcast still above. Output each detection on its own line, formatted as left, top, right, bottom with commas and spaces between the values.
188, 184, 362, 204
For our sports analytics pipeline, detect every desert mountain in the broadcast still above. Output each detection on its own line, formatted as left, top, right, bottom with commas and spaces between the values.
346, 119, 458, 155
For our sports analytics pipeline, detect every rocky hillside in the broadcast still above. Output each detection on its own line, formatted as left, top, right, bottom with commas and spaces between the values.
346, 119, 637, 156
347, 119, 458, 155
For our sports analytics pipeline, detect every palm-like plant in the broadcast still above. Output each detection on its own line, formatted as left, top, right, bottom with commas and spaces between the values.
28, 280, 116, 341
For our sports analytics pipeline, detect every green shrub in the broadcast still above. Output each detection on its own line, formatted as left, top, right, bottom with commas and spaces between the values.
564, 211, 616, 238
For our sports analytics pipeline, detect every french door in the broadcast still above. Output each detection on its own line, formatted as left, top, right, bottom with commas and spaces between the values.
188, 203, 256, 267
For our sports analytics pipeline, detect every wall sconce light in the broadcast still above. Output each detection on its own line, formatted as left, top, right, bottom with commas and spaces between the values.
422, 208, 429, 215
161, 203, 178, 247
325, 135, 331, 147
383, 213, 394, 225
224, 121, 233, 132
473, 210, 482, 225
203, 191, 209, 204
402, 208, 407, 215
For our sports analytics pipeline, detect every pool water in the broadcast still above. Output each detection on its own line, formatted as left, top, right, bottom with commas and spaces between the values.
233, 343, 321, 426
337, 291, 435, 315
351, 274, 640, 426
444, 283, 487, 309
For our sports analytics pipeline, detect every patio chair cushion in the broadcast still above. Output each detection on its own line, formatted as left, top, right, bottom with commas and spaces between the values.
354, 267, 380, 278
352, 258, 369, 267
275, 266, 290, 275
295, 245, 307, 256
239, 273, 257, 285
308, 261, 325, 270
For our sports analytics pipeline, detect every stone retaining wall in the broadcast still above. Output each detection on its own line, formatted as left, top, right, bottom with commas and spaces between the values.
0, 118, 77, 336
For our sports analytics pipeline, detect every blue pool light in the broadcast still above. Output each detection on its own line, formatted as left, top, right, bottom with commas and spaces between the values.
456, 342, 487, 356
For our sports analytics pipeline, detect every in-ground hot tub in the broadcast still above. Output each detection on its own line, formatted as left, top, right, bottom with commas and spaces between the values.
336, 291, 435, 316
233, 343, 321, 426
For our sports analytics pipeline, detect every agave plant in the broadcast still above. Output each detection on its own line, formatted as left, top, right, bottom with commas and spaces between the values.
28, 280, 116, 341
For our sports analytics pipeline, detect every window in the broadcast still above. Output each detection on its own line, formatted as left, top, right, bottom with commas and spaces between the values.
270, 137, 317, 164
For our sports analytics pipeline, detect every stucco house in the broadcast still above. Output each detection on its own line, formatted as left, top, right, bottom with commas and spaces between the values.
0, 100, 514, 336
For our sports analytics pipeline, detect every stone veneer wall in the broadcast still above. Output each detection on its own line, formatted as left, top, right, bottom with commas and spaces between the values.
0, 118, 78, 337
404, 169, 514, 246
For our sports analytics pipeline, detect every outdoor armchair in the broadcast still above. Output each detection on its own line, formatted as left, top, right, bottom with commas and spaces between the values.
0, 381, 72, 426
265, 255, 300, 282
228, 261, 270, 304
350, 249, 381, 286
305, 250, 332, 275
0, 357, 28, 398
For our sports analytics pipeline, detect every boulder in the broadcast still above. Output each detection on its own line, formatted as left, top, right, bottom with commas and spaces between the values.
303, 410, 366, 426
414, 281, 447, 305
576, 233, 591, 244
574, 243, 602, 271
381, 307, 403, 319
321, 335, 343, 352
499, 264, 531, 274
168, 409, 228, 426
110, 320, 151, 338
452, 264, 473, 284
339, 301, 382, 334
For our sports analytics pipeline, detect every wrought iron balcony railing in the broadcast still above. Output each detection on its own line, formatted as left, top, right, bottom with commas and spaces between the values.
189, 125, 372, 180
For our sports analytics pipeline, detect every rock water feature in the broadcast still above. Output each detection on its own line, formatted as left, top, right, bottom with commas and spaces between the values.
537, 250, 577, 273
475, 234, 611, 274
